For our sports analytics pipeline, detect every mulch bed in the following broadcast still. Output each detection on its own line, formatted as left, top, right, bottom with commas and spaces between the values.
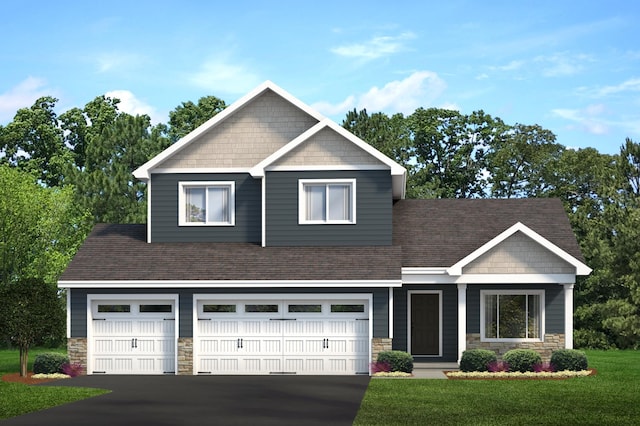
445, 369, 597, 380
1, 372, 64, 385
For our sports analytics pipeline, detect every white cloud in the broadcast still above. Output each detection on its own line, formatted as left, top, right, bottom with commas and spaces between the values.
95, 52, 145, 73
357, 71, 447, 114
105, 90, 163, 124
313, 71, 448, 118
552, 104, 609, 135
0, 77, 52, 123
595, 77, 640, 97
189, 58, 261, 94
490, 60, 525, 72
331, 32, 416, 60
475, 73, 489, 80
534, 53, 593, 77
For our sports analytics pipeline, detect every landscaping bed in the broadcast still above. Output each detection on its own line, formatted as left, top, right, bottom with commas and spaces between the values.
2, 372, 68, 385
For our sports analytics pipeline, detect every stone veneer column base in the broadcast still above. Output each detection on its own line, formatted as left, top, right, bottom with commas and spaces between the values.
178, 338, 193, 375
371, 338, 393, 363
466, 333, 565, 361
67, 338, 88, 375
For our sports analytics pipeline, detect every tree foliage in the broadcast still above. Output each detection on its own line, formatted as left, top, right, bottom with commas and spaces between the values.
168, 95, 227, 142
0, 278, 66, 376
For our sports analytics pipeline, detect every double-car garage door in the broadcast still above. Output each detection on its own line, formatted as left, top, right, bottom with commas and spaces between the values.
88, 295, 370, 375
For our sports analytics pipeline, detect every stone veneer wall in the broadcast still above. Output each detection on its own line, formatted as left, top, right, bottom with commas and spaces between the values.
371, 337, 393, 363
67, 338, 87, 375
466, 333, 565, 361
178, 338, 193, 375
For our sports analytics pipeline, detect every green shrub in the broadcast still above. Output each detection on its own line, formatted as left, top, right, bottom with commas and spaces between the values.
33, 352, 69, 374
551, 349, 588, 371
376, 351, 413, 373
502, 349, 542, 372
459, 349, 497, 372
574, 329, 612, 349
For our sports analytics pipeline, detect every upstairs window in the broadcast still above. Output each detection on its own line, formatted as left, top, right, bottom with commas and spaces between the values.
299, 179, 356, 224
179, 182, 235, 226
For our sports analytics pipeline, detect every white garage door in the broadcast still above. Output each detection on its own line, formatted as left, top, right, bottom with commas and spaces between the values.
90, 299, 176, 374
195, 297, 370, 375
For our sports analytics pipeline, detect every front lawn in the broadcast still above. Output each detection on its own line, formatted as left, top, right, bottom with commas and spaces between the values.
0, 347, 108, 420
355, 350, 640, 425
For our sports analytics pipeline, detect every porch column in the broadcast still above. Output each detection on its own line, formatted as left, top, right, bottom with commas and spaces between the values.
457, 283, 467, 363
563, 284, 574, 349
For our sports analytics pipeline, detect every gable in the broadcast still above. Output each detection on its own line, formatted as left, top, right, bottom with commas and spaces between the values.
462, 231, 576, 274
269, 127, 387, 169
155, 89, 319, 170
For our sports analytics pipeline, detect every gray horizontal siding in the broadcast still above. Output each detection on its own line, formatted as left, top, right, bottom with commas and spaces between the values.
70, 288, 385, 338
265, 170, 393, 246
393, 286, 458, 362
466, 284, 565, 334
150, 173, 261, 243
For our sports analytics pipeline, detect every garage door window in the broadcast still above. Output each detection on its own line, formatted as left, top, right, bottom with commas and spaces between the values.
331, 304, 365, 313
203, 304, 237, 313
245, 304, 278, 313
288, 304, 322, 313
140, 304, 172, 313
98, 304, 131, 313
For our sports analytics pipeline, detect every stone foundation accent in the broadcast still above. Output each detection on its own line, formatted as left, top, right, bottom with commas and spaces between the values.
466, 333, 565, 361
371, 337, 393, 362
67, 338, 88, 375
178, 338, 193, 375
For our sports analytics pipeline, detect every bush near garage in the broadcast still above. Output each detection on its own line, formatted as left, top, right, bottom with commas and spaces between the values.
33, 352, 70, 374
502, 349, 542, 373
376, 351, 413, 373
551, 349, 589, 371
459, 349, 497, 372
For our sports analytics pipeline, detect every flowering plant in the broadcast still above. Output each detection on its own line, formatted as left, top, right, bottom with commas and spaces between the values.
487, 361, 510, 372
370, 360, 391, 373
61, 362, 84, 377
533, 362, 556, 373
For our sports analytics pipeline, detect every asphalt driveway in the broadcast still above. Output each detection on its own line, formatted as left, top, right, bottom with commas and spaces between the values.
3, 375, 370, 425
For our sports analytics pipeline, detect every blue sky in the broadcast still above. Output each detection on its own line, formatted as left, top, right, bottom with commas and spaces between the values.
1, 0, 638, 154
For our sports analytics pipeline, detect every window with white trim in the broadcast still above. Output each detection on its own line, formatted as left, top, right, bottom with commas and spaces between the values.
299, 179, 355, 224
179, 181, 235, 226
480, 290, 544, 341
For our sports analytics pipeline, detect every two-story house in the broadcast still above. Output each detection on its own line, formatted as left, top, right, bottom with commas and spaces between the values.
58, 81, 591, 375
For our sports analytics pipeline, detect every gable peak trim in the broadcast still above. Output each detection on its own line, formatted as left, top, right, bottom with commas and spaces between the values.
446, 222, 592, 276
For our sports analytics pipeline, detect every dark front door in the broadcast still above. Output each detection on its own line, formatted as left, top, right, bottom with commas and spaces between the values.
410, 293, 440, 356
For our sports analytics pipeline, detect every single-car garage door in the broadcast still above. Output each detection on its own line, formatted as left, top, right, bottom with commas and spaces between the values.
89, 299, 176, 374
194, 296, 370, 375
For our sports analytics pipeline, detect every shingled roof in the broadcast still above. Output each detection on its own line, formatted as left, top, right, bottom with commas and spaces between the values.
393, 198, 584, 267
60, 224, 402, 282
60, 198, 584, 283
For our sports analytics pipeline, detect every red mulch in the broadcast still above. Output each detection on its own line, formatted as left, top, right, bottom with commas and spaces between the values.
445, 368, 597, 380
1, 372, 63, 385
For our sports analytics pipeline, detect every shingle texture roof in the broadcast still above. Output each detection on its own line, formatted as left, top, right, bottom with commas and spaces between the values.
60, 224, 402, 281
61, 198, 584, 282
392, 198, 584, 267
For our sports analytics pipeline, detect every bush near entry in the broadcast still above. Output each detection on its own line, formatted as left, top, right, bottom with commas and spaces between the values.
376, 351, 413, 373
502, 349, 542, 373
551, 349, 589, 371
33, 353, 69, 374
459, 349, 497, 372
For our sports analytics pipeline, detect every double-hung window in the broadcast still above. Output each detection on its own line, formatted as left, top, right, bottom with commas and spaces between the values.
299, 179, 356, 224
179, 181, 235, 226
480, 290, 544, 341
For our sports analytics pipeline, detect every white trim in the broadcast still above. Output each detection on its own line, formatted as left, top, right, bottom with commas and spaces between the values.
447, 222, 592, 276
264, 165, 391, 172
388, 287, 394, 339
133, 81, 326, 180
479, 289, 545, 342
178, 181, 235, 226
457, 284, 467, 363
66, 289, 71, 339
146, 179, 152, 243
563, 283, 574, 349
59, 280, 403, 289
403, 267, 449, 275
261, 176, 266, 247
407, 290, 443, 357
86, 294, 179, 375
402, 272, 577, 285
298, 179, 356, 225
151, 168, 251, 174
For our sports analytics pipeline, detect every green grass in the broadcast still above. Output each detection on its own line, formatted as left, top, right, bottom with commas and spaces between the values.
0, 347, 109, 420
354, 350, 640, 426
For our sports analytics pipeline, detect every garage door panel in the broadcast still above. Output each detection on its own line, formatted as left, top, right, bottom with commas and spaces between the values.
195, 297, 370, 375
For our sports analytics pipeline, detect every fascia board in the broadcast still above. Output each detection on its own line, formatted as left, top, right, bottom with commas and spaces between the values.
447, 222, 592, 276
57, 279, 404, 288
133, 81, 325, 180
